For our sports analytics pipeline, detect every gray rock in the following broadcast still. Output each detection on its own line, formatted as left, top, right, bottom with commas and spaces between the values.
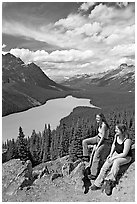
2, 159, 33, 196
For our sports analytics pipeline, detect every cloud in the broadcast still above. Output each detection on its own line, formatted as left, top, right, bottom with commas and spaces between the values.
118, 57, 135, 65
2, 44, 7, 49
89, 3, 134, 25
10, 48, 94, 64
9, 48, 95, 79
3, 20, 60, 46
55, 14, 86, 29
79, 2, 129, 12
3, 2, 134, 52
116, 2, 129, 8
67, 22, 102, 37
110, 44, 135, 57
79, 2, 97, 11
3, 2, 135, 79
2, 44, 7, 54
3, 19, 94, 50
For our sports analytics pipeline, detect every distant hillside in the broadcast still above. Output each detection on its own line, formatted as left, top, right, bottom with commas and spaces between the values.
61, 63, 135, 92
2, 53, 72, 116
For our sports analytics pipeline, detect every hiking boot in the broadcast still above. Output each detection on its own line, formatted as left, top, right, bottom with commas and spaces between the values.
104, 180, 116, 196
91, 184, 101, 191
84, 166, 91, 175
88, 174, 97, 180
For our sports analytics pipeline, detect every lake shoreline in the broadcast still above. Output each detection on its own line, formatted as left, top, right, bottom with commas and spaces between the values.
3, 93, 100, 118
2, 95, 99, 142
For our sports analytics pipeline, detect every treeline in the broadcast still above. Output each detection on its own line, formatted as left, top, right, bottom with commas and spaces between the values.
2, 108, 135, 166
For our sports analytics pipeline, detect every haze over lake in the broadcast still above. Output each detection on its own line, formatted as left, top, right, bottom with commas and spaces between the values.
2, 96, 99, 142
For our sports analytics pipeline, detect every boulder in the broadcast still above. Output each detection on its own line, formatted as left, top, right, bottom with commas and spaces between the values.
62, 162, 74, 177
50, 173, 63, 181
2, 159, 33, 196
69, 162, 85, 192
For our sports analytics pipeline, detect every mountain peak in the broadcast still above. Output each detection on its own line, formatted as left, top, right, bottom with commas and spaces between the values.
3, 53, 17, 60
61, 63, 135, 91
120, 63, 128, 67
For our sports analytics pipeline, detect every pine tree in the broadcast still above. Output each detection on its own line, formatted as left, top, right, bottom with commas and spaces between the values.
16, 126, 29, 161
47, 124, 52, 159
58, 123, 69, 157
5, 139, 14, 161
40, 124, 51, 163
29, 130, 42, 165
50, 130, 58, 160
69, 120, 83, 162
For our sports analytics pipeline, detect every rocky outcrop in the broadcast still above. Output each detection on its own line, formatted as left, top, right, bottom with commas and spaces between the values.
2, 159, 33, 196
2, 146, 135, 201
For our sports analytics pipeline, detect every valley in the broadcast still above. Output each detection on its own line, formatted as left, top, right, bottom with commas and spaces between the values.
2, 50, 135, 204
2, 53, 72, 116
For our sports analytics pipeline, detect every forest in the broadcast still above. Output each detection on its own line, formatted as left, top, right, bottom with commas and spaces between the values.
2, 104, 135, 166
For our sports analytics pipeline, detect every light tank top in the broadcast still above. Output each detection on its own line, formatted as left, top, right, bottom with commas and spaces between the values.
98, 122, 109, 139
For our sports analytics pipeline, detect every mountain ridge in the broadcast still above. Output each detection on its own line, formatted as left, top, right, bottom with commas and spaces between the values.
2, 53, 72, 116
61, 63, 135, 91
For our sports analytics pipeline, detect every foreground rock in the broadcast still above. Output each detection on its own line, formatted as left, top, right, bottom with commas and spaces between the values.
2, 148, 135, 202
2, 159, 33, 198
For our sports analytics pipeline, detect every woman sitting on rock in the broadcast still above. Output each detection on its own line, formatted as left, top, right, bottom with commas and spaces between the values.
91, 123, 132, 196
82, 113, 111, 180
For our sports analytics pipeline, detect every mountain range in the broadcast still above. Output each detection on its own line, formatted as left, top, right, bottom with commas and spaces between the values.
2, 53, 71, 116
2, 53, 135, 116
61, 63, 135, 92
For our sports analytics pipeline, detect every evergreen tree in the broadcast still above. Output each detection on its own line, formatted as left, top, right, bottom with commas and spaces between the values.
69, 121, 83, 162
29, 130, 42, 165
58, 123, 69, 157
5, 139, 14, 161
50, 129, 58, 160
16, 127, 29, 161
47, 124, 52, 159
40, 124, 51, 163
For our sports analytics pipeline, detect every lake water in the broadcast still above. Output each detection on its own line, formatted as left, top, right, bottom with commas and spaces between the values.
2, 96, 99, 142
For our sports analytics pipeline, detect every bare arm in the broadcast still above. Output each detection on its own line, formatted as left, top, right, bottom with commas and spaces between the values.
112, 139, 132, 160
108, 134, 117, 157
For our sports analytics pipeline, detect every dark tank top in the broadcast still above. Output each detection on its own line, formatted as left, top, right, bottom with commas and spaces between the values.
115, 138, 132, 157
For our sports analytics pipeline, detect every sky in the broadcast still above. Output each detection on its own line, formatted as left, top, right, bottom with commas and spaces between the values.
2, 2, 135, 81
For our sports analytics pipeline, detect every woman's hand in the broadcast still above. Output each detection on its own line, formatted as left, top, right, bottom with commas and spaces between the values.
107, 154, 112, 160
107, 154, 114, 163
107, 156, 116, 163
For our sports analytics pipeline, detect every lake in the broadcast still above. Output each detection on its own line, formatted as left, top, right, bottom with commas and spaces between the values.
2, 95, 99, 142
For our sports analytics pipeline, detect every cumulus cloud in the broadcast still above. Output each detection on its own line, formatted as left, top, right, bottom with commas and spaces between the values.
79, 2, 97, 11
116, 2, 129, 8
3, 2, 135, 78
68, 22, 102, 37
2, 44, 6, 49
118, 57, 135, 65
89, 3, 134, 25
10, 48, 94, 65
79, 2, 129, 12
2, 44, 7, 55
55, 14, 86, 29
110, 44, 135, 57
89, 4, 116, 24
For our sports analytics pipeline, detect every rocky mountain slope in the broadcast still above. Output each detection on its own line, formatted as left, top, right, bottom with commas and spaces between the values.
61, 63, 135, 91
2, 145, 135, 202
2, 53, 72, 116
